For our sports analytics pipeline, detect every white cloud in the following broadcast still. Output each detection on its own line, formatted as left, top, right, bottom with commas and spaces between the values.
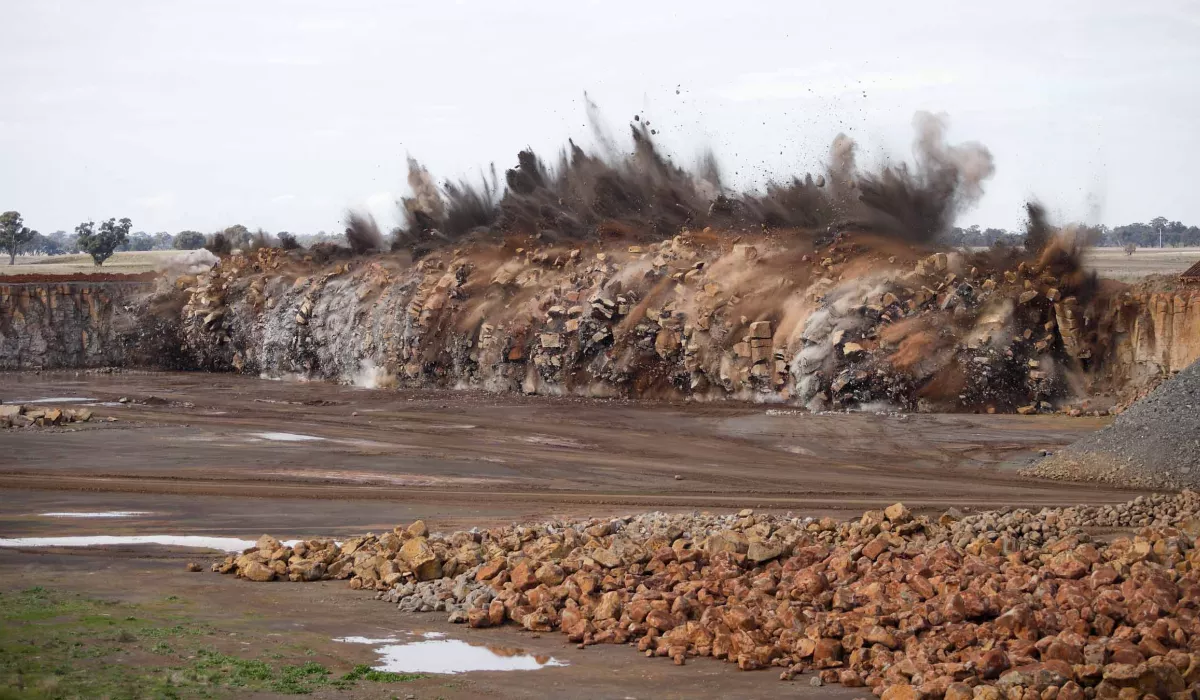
270, 194, 297, 203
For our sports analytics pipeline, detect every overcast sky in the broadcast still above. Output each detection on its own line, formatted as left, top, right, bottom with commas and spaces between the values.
2, 0, 1198, 235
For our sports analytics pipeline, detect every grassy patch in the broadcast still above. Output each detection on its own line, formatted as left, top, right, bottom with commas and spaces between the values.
0, 587, 428, 698
342, 664, 428, 683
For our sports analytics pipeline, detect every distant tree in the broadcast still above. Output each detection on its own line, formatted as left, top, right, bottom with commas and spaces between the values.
28, 231, 61, 256
173, 230, 205, 250
1, 211, 36, 264
1124, 243, 1137, 256
152, 231, 172, 250
127, 231, 155, 251
76, 217, 132, 266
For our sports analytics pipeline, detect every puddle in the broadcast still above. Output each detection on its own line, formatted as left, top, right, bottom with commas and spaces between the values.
518, 434, 591, 449
39, 511, 150, 518
335, 636, 567, 674
249, 432, 326, 442
0, 535, 301, 551
9, 397, 99, 404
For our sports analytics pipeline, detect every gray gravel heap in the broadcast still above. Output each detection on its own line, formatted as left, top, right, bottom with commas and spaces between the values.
1026, 358, 1200, 487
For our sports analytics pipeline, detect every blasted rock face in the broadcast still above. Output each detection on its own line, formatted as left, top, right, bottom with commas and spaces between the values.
169, 237, 1198, 413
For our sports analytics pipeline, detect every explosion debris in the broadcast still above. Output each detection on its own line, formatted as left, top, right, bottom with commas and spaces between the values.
388, 109, 995, 252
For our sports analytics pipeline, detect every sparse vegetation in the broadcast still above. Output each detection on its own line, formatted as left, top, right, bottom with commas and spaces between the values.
0, 586, 426, 698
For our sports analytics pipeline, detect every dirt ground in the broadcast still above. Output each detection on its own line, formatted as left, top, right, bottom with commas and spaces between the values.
1082, 246, 1200, 281
0, 371, 1151, 698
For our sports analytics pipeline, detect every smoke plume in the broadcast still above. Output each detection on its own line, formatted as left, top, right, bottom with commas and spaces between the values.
344, 210, 383, 254
388, 106, 997, 253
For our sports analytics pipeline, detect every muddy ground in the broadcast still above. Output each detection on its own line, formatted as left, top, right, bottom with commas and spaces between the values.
0, 371, 1151, 698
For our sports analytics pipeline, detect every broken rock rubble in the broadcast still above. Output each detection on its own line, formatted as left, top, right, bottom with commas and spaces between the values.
216, 493, 1200, 697
0, 404, 94, 428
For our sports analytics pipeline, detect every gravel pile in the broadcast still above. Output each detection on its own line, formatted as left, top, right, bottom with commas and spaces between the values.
1026, 359, 1200, 488
217, 492, 1200, 698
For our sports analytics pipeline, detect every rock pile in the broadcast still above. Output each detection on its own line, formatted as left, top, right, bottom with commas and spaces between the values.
0, 404, 94, 428
218, 493, 1200, 697
1027, 359, 1200, 489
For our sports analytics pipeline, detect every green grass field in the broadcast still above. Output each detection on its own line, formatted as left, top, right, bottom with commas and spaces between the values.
0, 251, 181, 276
0, 586, 424, 699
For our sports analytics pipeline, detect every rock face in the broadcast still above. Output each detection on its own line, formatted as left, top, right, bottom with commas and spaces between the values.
4, 240, 1198, 410
1027, 358, 1200, 488
218, 491, 1200, 698
173, 238, 1200, 414
0, 278, 182, 370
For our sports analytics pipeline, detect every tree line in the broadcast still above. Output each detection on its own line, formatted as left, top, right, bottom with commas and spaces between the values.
5, 208, 1199, 267
1, 212, 347, 266
946, 217, 1200, 249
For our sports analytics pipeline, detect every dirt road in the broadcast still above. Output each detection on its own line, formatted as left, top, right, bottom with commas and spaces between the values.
0, 371, 1141, 538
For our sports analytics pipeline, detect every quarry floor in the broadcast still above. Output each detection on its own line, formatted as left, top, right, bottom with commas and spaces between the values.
0, 371, 1149, 698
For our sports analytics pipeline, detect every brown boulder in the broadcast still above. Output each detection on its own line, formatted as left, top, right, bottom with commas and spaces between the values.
1139, 663, 1186, 698
704, 531, 749, 555
468, 608, 491, 628
979, 649, 1011, 680
813, 638, 843, 668
863, 625, 899, 649
746, 541, 783, 564
1048, 552, 1089, 579
535, 562, 565, 586
594, 591, 622, 621
645, 609, 677, 631
884, 502, 911, 523
476, 557, 505, 581
240, 560, 275, 582
487, 599, 506, 627
862, 536, 889, 561
510, 560, 538, 591
399, 537, 442, 581
881, 684, 924, 700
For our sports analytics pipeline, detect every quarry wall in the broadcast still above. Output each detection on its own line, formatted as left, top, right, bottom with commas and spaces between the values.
2, 246, 1198, 414
0, 277, 179, 371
